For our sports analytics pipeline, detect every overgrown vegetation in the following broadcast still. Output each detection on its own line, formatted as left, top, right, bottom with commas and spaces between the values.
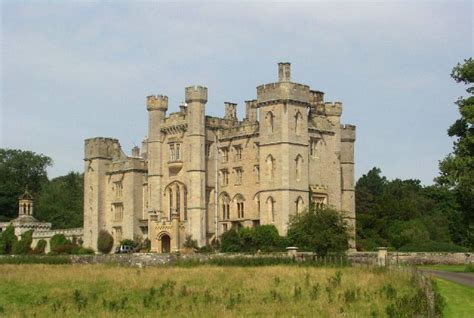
0, 265, 429, 317
220, 225, 287, 252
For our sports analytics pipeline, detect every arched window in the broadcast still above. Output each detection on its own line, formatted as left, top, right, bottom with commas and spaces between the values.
295, 196, 304, 214
234, 194, 245, 219
184, 189, 188, 220
295, 111, 302, 136
266, 155, 274, 180
266, 111, 274, 133
221, 194, 230, 220
176, 185, 180, 216
254, 194, 261, 218
295, 155, 303, 181
168, 188, 173, 220
267, 197, 275, 222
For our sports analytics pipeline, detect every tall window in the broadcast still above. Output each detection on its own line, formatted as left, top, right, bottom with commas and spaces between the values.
176, 186, 180, 216
184, 189, 188, 220
255, 165, 260, 183
234, 145, 242, 160
266, 112, 274, 133
296, 196, 304, 214
295, 155, 303, 181
221, 147, 229, 162
235, 168, 243, 185
267, 197, 275, 222
237, 202, 244, 218
169, 144, 175, 161
169, 143, 182, 161
310, 139, 319, 158
221, 195, 230, 219
295, 111, 303, 136
266, 155, 274, 180
114, 181, 123, 197
205, 143, 212, 158
168, 188, 173, 219
113, 203, 123, 221
221, 170, 229, 186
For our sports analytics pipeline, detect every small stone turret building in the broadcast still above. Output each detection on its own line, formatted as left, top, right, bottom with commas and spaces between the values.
83, 63, 356, 253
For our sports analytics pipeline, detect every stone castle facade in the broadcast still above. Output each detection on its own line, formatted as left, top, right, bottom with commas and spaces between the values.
83, 63, 356, 253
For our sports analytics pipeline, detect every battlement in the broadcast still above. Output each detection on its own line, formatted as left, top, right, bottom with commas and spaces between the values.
185, 85, 208, 103
84, 137, 123, 160
310, 90, 325, 104
219, 122, 259, 140
245, 100, 258, 122
278, 62, 291, 82
324, 102, 343, 116
224, 102, 237, 120
341, 124, 356, 141
257, 82, 310, 104
146, 95, 168, 111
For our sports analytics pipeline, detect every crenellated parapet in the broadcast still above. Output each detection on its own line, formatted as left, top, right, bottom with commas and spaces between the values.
257, 82, 310, 104
245, 100, 258, 122
84, 137, 124, 160
146, 95, 168, 111
324, 102, 343, 117
185, 86, 208, 103
310, 90, 325, 104
224, 102, 238, 120
341, 124, 356, 142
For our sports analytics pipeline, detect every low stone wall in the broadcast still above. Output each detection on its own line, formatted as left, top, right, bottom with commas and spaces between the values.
387, 252, 472, 265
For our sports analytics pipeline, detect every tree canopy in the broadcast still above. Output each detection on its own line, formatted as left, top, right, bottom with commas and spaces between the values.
436, 58, 474, 248
0, 149, 52, 220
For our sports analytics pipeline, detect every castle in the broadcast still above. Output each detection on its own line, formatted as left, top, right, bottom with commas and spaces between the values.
83, 63, 356, 253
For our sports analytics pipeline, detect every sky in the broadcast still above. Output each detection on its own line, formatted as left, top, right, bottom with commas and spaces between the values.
1, 1, 472, 185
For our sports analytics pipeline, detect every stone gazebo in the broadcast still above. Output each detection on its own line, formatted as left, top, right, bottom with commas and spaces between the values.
0, 189, 52, 236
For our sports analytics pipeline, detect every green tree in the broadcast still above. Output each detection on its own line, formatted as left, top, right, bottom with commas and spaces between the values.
0, 149, 52, 221
50, 234, 73, 254
0, 225, 18, 254
287, 206, 350, 256
35, 172, 83, 229
12, 230, 33, 255
436, 58, 474, 248
32, 239, 47, 254
97, 230, 114, 254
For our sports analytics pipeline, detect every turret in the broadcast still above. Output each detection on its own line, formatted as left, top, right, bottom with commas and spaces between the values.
185, 85, 207, 246
224, 102, 237, 121
245, 100, 258, 122
340, 124, 356, 250
18, 189, 34, 217
278, 62, 291, 82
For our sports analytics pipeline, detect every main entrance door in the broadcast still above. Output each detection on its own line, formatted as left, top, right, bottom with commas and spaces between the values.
161, 234, 171, 253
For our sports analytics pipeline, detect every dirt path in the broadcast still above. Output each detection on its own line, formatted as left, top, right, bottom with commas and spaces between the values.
420, 269, 474, 288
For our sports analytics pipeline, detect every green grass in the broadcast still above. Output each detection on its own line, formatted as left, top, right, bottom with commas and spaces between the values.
434, 278, 474, 318
0, 264, 427, 317
419, 264, 474, 274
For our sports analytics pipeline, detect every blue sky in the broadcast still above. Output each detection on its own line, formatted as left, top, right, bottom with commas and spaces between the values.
1, 1, 472, 184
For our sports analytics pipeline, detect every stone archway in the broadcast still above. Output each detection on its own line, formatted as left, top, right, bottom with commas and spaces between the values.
161, 234, 171, 253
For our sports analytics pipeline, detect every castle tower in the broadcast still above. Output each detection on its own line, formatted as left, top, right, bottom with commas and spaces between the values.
257, 63, 310, 234
146, 95, 168, 252
341, 125, 356, 250
224, 102, 237, 121
185, 86, 208, 246
83, 137, 122, 250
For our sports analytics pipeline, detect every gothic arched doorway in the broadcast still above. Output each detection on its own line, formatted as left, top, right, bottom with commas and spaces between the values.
161, 234, 171, 253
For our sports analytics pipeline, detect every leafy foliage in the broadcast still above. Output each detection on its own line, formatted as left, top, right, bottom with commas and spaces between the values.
0, 225, 18, 254
356, 167, 469, 251
436, 58, 474, 248
287, 206, 349, 256
12, 230, 33, 255
182, 235, 199, 250
50, 234, 73, 254
35, 172, 83, 229
0, 149, 52, 220
32, 239, 47, 254
97, 230, 114, 254
220, 225, 287, 253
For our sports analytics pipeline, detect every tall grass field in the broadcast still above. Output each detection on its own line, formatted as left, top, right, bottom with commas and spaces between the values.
0, 264, 429, 317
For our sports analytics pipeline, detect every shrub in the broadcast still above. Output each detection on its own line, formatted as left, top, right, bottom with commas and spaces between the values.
220, 229, 242, 252
97, 230, 114, 254
12, 230, 33, 254
32, 239, 47, 254
120, 239, 138, 248
253, 225, 282, 252
50, 234, 72, 254
0, 225, 17, 254
288, 206, 350, 256
398, 241, 467, 252
182, 235, 198, 250
71, 246, 95, 255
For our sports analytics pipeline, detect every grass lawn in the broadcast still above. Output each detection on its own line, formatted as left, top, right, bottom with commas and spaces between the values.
0, 264, 424, 317
434, 278, 474, 318
419, 264, 474, 274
